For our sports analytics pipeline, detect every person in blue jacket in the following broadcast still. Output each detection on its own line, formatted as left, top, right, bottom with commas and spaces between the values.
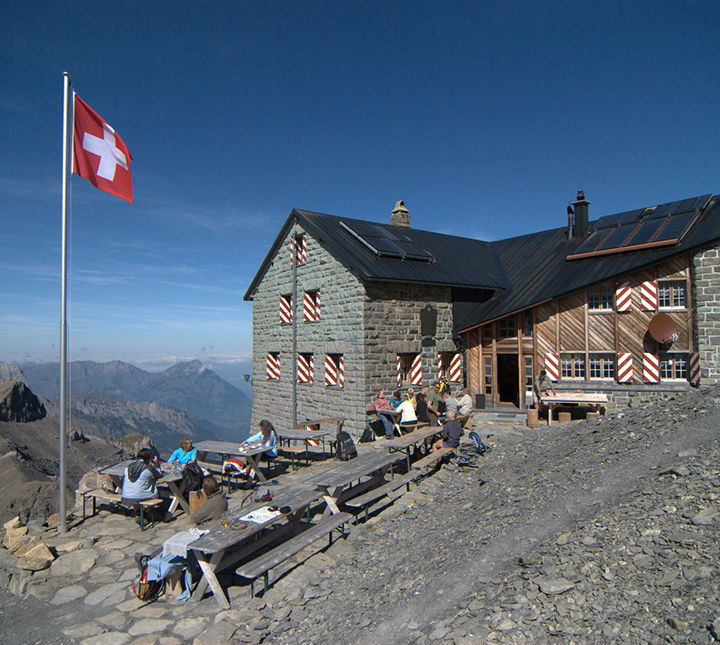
167, 437, 197, 467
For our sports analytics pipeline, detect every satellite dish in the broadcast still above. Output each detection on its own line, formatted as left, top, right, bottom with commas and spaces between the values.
648, 313, 679, 344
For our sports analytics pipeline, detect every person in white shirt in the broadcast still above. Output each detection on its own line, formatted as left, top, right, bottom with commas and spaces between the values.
394, 392, 417, 434
457, 389, 473, 416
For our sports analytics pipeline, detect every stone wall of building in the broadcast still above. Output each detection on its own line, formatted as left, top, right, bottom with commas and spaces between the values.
363, 282, 458, 399
692, 244, 720, 384
251, 224, 367, 437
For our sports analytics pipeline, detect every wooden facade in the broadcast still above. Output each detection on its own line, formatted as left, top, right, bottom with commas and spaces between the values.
464, 256, 694, 408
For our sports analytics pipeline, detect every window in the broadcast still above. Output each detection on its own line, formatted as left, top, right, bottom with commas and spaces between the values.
266, 353, 280, 380
561, 353, 585, 379
279, 294, 293, 324
497, 317, 516, 339
522, 310, 533, 337
297, 353, 314, 383
484, 355, 492, 395
659, 353, 688, 380
588, 283, 614, 310
589, 353, 615, 379
397, 353, 421, 386
291, 233, 308, 265
658, 280, 687, 309
303, 290, 320, 322
324, 354, 344, 387
524, 355, 534, 390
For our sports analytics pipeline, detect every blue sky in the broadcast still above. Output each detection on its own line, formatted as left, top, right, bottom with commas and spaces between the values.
2, 1, 719, 378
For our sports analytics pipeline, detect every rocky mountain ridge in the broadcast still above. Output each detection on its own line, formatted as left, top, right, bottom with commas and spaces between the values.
19, 359, 251, 435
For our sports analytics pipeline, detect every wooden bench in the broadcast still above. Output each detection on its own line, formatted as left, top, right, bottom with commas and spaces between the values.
411, 446, 454, 470
80, 488, 164, 530
344, 471, 416, 523
236, 512, 352, 598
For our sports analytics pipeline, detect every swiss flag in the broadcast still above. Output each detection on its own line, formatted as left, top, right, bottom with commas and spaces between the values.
73, 94, 133, 203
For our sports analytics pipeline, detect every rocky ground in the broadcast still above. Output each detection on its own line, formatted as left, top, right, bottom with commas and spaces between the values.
1, 386, 719, 644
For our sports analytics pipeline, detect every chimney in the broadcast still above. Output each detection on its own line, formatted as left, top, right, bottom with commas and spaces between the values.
391, 200, 410, 227
570, 190, 590, 238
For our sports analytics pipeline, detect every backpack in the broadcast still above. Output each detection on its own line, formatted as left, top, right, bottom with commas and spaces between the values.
468, 431, 490, 455
241, 485, 273, 507
181, 461, 205, 492
132, 555, 162, 601
359, 424, 376, 443
335, 430, 357, 461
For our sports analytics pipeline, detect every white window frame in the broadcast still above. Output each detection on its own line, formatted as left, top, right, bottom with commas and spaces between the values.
658, 279, 687, 310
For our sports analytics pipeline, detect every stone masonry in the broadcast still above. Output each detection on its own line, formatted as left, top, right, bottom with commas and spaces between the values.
251, 223, 462, 438
692, 244, 720, 384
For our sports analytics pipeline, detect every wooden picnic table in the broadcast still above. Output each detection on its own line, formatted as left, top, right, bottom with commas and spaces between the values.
383, 424, 442, 470
541, 392, 609, 425
276, 427, 334, 467
194, 440, 270, 482
306, 451, 404, 515
188, 484, 324, 608
98, 460, 190, 515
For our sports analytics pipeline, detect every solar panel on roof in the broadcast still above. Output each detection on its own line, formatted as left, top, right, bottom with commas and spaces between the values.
593, 208, 645, 229
647, 194, 712, 220
571, 229, 609, 255
339, 220, 435, 262
595, 223, 637, 250
624, 218, 666, 246
652, 211, 697, 241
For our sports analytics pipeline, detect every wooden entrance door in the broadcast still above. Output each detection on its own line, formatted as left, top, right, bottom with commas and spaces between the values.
497, 353, 519, 407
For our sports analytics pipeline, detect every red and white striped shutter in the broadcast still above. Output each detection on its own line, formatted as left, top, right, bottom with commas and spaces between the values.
396, 356, 403, 387
266, 353, 280, 380
689, 353, 701, 385
314, 290, 320, 320
616, 281, 632, 312
448, 353, 462, 382
643, 353, 660, 382
324, 355, 337, 386
297, 354, 314, 383
640, 280, 658, 311
303, 292, 314, 322
410, 354, 423, 385
437, 353, 444, 378
337, 355, 345, 387
617, 353, 633, 382
280, 295, 293, 324
297, 234, 308, 264
545, 353, 560, 381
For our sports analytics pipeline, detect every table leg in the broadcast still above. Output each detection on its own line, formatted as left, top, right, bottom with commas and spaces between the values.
246, 455, 268, 483
192, 550, 229, 609
547, 404, 553, 426
165, 481, 190, 514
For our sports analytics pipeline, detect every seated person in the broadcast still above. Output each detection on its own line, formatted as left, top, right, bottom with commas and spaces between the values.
432, 410, 463, 452
242, 419, 278, 459
191, 476, 228, 525
167, 436, 197, 468
415, 392, 440, 426
441, 389, 459, 417
457, 389, 473, 416
395, 391, 417, 434
373, 390, 395, 438
387, 390, 402, 408
121, 448, 161, 505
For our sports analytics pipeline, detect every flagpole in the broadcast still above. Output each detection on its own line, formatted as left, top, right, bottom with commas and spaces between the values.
59, 71, 72, 533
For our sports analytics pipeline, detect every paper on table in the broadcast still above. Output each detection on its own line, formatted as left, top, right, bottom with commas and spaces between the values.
240, 507, 283, 524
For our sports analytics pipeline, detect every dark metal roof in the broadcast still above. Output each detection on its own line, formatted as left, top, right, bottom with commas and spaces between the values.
244, 209, 508, 300
454, 195, 720, 332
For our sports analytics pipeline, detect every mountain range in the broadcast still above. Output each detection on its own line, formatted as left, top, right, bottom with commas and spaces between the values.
8, 360, 252, 452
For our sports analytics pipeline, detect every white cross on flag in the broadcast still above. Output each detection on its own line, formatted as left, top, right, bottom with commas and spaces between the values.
73, 94, 133, 203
